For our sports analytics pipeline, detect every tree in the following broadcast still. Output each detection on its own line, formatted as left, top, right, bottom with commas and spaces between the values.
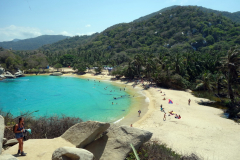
206, 35, 215, 45
196, 72, 215, 91
54, 63, 62, 71
220, 45, 240, 103
131, 54, 143, 78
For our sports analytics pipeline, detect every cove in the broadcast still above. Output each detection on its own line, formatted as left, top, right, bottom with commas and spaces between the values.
0, 75, 132, 122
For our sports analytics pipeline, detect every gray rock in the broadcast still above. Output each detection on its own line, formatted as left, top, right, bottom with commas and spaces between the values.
4, 72, 16, 79
52, 147, 94, 160
0, 67, 5, 75
14, 70, 23, 77
51, 72, 63, 76
5, 139, 18, 146
3, 138, 7, 145
84, 125, 153, 160
0, 116, 4, 154
61, 121, 110, 148
0, 153, 19, 160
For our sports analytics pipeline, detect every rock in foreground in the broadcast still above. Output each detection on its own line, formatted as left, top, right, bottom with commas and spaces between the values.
61, 121, 110, 148
5, 139, 18, 146
52, 147, 94, 160
85, 125, 153, 160
0, 116, 4, 154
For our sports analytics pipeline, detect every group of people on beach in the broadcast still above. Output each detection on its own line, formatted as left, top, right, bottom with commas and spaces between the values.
161, 106, 181, 121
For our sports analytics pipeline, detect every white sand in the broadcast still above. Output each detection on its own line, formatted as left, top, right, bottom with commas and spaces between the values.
133, 87, 240, 160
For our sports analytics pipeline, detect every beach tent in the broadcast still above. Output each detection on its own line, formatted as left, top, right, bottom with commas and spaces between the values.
168, 99, 173, 104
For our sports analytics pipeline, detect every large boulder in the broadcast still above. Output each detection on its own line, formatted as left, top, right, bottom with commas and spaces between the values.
0, 116, 4, 154
84, 125, 153, 160
4, 71, 16, 78
0, 154, 18, 160
52, 147, 94, 160
14, 70, 23, 77
5, 139, 18, 146
3, 138, 7, 145
61, 121, 110, 148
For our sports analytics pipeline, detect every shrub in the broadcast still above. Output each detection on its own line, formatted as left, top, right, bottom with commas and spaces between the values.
1, 109, 83, 139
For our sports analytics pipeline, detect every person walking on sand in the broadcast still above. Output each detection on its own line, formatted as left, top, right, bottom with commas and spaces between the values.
163, 113, 166, 121
188, 99, 191, 105
138, 110, 141, 117
14, 117, 26, 156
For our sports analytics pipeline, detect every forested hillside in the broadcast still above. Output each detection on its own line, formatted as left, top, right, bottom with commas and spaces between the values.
133, 5, 240, 24
36, 6, 240, 66
39, 33, 99, 52
0, 35, 69, 50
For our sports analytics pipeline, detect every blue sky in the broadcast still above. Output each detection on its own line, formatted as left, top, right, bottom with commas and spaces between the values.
0, 0, 240, 42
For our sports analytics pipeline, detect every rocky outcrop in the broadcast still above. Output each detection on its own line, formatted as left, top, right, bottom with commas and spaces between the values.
52, 147, 94, 160
0, 153, 19, 160
84, 125, 153, 160
51, 72, 63, 76
0, 116, 4, 154
61, 121, 110, 148
5, 139, 18, 146
14, 70, 23, 77
4, 71, 16, 79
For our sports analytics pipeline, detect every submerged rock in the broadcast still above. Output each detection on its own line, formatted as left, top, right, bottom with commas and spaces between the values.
61, 121, 110, 148
52, 147, 94, 160
84, 125, 153, 160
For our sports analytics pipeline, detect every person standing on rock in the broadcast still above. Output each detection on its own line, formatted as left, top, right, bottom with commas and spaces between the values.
138, 110, 141, 117
14, 117, 26, 156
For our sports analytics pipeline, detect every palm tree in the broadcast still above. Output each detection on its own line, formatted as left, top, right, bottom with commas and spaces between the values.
220, 46, 240, 103
131, 54, 143, 78
196, 72, 215, 91
144, 57, 155, 79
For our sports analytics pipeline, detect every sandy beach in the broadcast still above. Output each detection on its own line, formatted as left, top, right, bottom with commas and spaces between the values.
79, 71, 240, 160
25, 69, 240, 160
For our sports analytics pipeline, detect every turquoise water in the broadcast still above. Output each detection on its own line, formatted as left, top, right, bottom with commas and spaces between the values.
0, 76, 132, 122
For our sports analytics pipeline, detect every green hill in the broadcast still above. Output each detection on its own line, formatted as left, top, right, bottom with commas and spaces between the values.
37, 6, 240, 66
0, 35, 69, 50
39, 33, 99, 53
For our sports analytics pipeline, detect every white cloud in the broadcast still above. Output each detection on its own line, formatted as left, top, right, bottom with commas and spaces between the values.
76, 32, 96, 36
0, 25, 95, 42
85, 24, 91, 28
0, 25, 42, 41
60, 31, 73, 36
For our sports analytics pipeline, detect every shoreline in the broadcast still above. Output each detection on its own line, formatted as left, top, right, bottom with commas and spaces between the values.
24, 72, 240, 159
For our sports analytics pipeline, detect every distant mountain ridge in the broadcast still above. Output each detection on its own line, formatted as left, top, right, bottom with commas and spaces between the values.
0, 35, 69, 50
133, 5, 240, 23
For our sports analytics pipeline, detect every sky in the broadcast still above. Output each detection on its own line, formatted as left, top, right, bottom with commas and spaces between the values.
0, 0, 240, 42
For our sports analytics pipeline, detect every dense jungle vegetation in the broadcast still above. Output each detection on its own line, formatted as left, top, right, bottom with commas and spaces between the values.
0, 6, 240, 117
